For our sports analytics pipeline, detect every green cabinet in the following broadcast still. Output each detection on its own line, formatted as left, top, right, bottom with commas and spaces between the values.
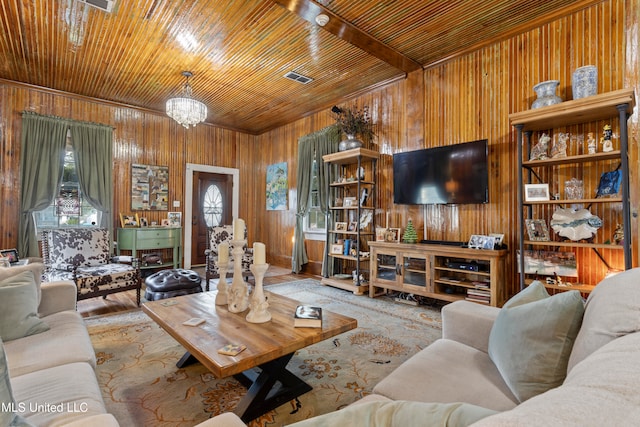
116, 227, 182, 269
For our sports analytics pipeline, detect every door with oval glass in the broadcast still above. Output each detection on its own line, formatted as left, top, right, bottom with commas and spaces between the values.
191, 172, 233, 266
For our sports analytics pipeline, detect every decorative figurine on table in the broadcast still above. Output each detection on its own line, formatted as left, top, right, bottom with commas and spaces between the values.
600, 124, 614, 152
587, 132, 597, 154
530, 133, 550, 160
550, 132, 568, 158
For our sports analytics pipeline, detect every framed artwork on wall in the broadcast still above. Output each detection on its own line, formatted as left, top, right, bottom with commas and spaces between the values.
131, 164, 169, 210
266, 162, 288, 210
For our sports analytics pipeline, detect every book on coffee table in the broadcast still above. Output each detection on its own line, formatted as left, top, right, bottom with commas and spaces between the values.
294, 305, 322, 328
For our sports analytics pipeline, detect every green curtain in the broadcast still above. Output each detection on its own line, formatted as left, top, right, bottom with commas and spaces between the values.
18, 113, 68, 257
70, 123, 114, 238
292, 125, 340, 274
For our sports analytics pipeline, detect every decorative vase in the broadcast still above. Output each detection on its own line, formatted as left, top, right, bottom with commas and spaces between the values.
338, 134, 363, 151
572, 65, 597, 99
531, 80, 563, 109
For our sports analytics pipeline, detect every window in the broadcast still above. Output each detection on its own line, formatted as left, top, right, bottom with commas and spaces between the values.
303, 160, 326, 240
33, 142, 100, 231
203, 184, 223, 227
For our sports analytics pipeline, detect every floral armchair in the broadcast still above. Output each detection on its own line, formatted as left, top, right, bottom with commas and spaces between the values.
40, 228, 142, 305
205, 225, 253, 291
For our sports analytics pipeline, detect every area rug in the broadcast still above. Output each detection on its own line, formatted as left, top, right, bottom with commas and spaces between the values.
86, 279, 443, 427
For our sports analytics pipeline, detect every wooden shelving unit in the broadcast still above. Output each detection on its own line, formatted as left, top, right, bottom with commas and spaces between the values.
322, 148, 378, 295
510, 88, 635, 291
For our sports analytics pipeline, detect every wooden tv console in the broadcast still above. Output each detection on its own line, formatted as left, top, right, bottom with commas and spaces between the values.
368, 241, 508, 307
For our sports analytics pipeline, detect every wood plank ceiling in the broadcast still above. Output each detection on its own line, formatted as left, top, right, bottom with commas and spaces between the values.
0, 0, 600, 134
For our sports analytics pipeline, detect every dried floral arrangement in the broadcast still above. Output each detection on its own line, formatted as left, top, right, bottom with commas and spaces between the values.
331, 105, 375, 141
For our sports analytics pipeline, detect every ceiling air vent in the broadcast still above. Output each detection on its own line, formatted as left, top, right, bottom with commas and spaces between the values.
78, 0, 116, 13
284, 71, 313, 84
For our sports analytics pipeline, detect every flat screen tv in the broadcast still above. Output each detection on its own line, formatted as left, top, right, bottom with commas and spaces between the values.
393, 139, 489, 205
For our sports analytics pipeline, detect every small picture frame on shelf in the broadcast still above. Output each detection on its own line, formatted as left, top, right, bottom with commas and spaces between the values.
375, 227, 387, 242
335, 222, 347, 231
167, 212, 182, 226
0, 249, 19, 264
348, 221, 358, 232
468, 234, 496, 250
524, 183, 550, 202
161, 219, 171, 226
330, 244, 344, 255
525, 219, 550, 241
385, 228, 401, 243
120, 213, 139, 228
489, 233, 504, 247
343, 197, 357, 207
139, 217, 148, 227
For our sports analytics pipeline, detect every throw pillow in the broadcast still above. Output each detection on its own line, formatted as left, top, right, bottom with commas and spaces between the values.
0, 271, 50, 342
1, 338, 35, 426
567, 268, 640, 371
488, 281, 584, 402
0, 263, 44, 305
287, 400, 498, 427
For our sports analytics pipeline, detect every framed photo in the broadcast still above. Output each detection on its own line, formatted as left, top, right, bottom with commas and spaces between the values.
119, 213, 139, 228
343, 197, 357, 207
385, 228, 401, 243
525, 219, 550, 241
330, 244, 344, 255
518, 250, 578, 277
468, 234, 496, 250
375, 227, 387, 242
335, 222, 347, 231
348, 221, 358, 232
161, 219, 171, 226
139, 217, 148, 227
0, 249, 19, 264
489, 233, 504, 246
524, 183, 550, 202
167, 211, 182, 226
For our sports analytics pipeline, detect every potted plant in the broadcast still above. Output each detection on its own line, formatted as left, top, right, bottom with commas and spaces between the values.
331, 105, 375, 151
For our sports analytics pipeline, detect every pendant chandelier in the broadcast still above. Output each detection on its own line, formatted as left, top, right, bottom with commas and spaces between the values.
166, 71, 208, 128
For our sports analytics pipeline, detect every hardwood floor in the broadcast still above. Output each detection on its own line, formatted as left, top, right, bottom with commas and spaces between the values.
76, 267, 318, 318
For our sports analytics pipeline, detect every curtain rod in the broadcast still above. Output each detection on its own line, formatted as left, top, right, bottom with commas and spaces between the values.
21, 111, 115, 130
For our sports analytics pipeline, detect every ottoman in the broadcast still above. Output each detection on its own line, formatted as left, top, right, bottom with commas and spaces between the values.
144, 269, 203, 301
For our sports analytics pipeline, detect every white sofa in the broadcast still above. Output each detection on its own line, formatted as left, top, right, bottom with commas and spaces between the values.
1, 263, 118, 427
198, 268, 640, 426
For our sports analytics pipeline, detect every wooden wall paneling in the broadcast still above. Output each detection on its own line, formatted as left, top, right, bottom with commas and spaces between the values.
0, 0, 637, 296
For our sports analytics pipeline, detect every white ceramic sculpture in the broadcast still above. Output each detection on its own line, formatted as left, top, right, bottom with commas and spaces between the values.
550, 208, 603, 241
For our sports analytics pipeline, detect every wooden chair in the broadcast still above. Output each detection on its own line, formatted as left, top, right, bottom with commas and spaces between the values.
204, 225, 253, 291
41, 228, 142, 305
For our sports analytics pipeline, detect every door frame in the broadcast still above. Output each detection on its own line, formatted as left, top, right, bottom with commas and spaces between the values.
184, 163, 239, 269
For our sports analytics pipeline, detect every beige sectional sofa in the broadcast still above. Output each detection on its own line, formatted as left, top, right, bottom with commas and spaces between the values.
1, 263, 118, 427
199, 267, 640, 426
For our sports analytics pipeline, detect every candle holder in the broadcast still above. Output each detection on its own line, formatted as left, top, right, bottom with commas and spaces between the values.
246, 263, 271, 323
215, 260, 233, 306
227, 239, 249, 313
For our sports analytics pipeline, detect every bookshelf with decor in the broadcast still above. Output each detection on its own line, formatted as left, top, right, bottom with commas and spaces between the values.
322, 148, 378, 295
509, 88, 635, 292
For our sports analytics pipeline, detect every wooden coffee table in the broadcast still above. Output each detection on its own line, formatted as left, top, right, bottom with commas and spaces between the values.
141, 290, 357, 422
